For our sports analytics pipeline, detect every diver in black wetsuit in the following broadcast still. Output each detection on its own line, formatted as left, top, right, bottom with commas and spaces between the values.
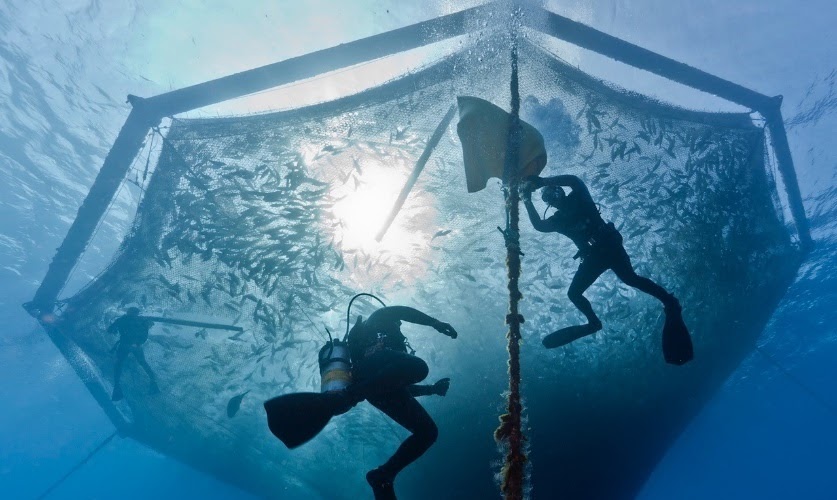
344, 306, 458, 499
108, 307, 159, 401
522, 175, 682, 349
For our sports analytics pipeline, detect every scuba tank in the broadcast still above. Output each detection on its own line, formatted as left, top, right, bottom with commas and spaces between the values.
318, 339, 352, 393
316, 293, 388, 393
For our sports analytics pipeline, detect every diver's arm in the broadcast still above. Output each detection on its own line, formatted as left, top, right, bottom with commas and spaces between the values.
368, 306, 436, 326
538, 174, 594, 205
107, 319, 120, 334
540, 174, 585, 191
523, 195, 551, 233
368, 306, 458, 338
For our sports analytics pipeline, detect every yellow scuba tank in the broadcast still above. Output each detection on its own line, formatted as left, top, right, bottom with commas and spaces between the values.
318, 339, 352, 392
317, 293, 387, 393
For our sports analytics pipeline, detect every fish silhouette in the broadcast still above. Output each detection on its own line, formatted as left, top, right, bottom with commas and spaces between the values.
226, 390, 250, 418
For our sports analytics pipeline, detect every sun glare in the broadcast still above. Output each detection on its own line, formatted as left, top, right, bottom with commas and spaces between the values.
332, 164, 415, 253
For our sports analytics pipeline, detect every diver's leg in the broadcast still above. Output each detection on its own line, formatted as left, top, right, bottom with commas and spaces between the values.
541, 257, 606, 348
407, 385, 434, 397
351, 351, 429, 400
112, 347, 128, 401
323, 351, 429, 414
566, 257, 606, 330
133, 346, 160, 393
609, 245, 677, 308
367, 390, 438, 487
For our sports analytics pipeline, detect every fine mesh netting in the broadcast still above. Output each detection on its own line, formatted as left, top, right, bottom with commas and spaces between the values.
55, 32, 801, 499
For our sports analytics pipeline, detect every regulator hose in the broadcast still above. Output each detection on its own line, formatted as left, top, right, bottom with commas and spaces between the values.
344, 293, 386, 340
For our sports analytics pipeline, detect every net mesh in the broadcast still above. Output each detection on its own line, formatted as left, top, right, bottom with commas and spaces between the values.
54, 33, 800, 498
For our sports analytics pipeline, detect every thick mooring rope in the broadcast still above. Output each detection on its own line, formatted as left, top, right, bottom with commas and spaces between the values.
493, 26, 527, 500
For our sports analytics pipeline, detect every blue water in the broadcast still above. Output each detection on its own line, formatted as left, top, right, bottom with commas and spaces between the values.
1, 1, 835, 499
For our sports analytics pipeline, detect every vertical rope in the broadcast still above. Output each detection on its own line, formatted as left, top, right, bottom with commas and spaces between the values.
494, 10, 527, 499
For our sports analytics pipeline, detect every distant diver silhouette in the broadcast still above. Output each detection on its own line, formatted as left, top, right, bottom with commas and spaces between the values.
108, 306, 160, 401
264, 302, 457, 499
522, 175, 692, 364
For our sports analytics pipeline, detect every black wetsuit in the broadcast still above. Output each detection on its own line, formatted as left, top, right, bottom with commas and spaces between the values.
110, 314, 152, 347
347, 306, 442, 481
108, 314, 157, 394
526, 175, 675, 328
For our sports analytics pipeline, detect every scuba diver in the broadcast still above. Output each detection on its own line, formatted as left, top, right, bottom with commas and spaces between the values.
346, 306, 457, 499
522, 175, 692, 364
108, 306, 160, 401
264, 298, 458, 500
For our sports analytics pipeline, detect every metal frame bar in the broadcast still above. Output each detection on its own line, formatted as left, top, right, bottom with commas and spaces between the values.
37, 320, 131, 432
144, 4, 496, 117
26, 105, 160, 315
29, 1, 813, 316
25, 3, 494, 315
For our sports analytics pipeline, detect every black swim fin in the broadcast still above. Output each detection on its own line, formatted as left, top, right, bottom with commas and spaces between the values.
542, 324, 597, 349
662, 304, 693, 365
263, 391, 352, 449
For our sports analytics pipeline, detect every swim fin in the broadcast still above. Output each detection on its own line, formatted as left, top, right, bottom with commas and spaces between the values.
542, 324, 597, 349
662, 303, 693, 365
263, 391, 353, 449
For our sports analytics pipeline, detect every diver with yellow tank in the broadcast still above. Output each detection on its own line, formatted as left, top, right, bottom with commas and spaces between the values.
264, 293, 457, 500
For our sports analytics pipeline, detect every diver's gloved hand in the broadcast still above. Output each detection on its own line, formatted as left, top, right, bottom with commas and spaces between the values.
522, 175, 543, 191
528, 175, 544, 187
520, 175, 543, 201
432, 377, 451, 397
433, 320, 458, 339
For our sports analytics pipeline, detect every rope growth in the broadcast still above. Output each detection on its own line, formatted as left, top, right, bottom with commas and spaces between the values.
493, 26, 527, 500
